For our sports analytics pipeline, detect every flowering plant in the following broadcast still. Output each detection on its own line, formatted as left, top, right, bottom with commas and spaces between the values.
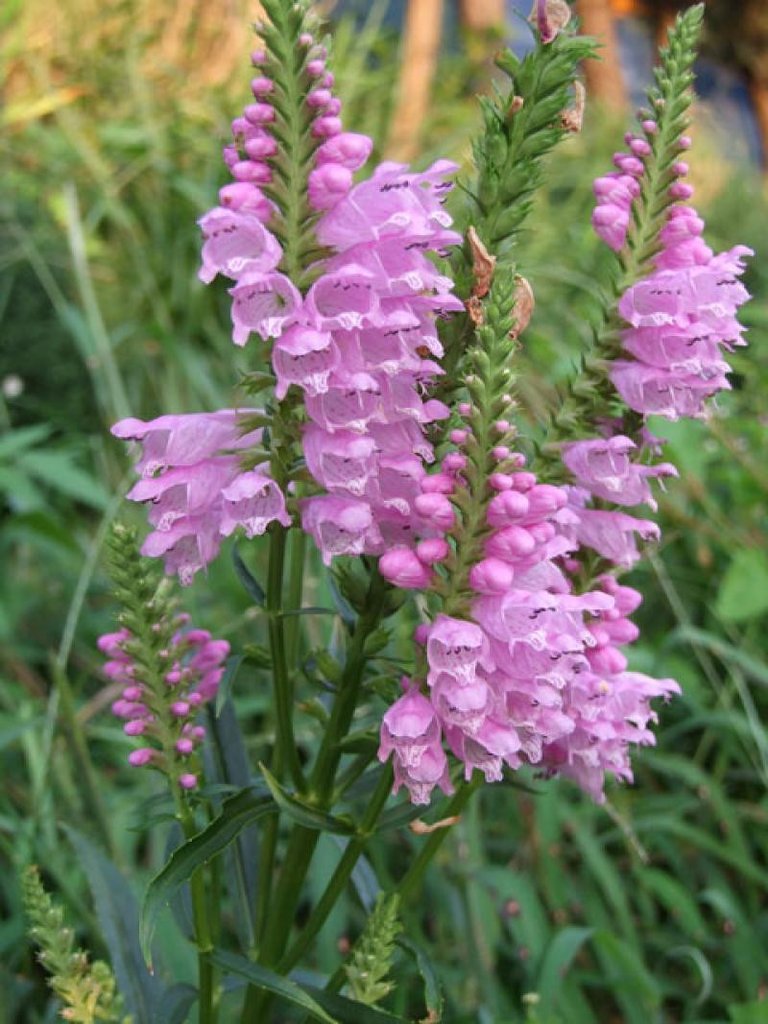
26, 1, 752, 1020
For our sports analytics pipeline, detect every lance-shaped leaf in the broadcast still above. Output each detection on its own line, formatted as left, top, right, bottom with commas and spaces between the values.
259, 763, 357, 835
140, 787, 275, 964
210, 950, 405, 1023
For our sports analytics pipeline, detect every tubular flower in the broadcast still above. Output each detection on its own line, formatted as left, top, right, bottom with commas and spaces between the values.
113, 412, 289, 583
298, 160, 462, 562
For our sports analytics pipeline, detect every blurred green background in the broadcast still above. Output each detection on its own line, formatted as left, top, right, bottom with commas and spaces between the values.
1, 0, 767, 1021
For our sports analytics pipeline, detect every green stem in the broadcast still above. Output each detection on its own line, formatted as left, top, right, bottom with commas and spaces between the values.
267, 525, 305, 793
277, 764, 394, 975
284, 528, 306, 662
320, 778, 482, 999
179, 803, 217, 1024
254, 526, 305, 950
241, 569, 388, 1021
52, 665, 116, 859
396, 778, 481, 900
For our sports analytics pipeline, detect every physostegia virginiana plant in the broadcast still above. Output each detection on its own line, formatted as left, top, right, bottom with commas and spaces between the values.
33, 1, 751, 1019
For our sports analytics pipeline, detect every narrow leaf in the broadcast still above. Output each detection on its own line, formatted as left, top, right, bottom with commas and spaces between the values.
140, 788, 275, 963
536, 926, 595, 1015
259, 764, 356, 835
397, 936, 444, 1020
232, 545, 266, 606
63, 826, 161, 1024
211, 949, 404, 1023
208, 950, 337, 1023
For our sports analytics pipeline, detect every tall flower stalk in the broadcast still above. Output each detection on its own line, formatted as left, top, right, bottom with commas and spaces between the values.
78, 1, 754, 1019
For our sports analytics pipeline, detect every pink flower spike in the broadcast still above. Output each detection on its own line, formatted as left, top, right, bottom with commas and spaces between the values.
244, 102, 275, 125
179, 773, 198, 790
414, 492, 455, 531
176, 738, 195, 756
229, 272, 302, 344
251, 76, 273, 96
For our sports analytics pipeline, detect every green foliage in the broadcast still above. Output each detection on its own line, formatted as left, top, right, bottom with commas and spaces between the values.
22, 865, 130, 1023
345, 893, 402, 1007
441, 25, 596, 389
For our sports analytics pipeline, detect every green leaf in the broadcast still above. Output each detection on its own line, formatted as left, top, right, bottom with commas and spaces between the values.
716, 548, 768, 622
215, 655, 244, 717
63, 826, 161, 1024
729, 1001, 768, 1024
0, 423, 52, 459
397, 936, 443, 1021
259, 764, 356, 835
592, 930, 660, 1022
209, 950, 337, 1022
140, 788, 275, 964
374, 800, 425, 833
17, 450, 110, 509
536, 926, 594, 1016
151, 984, 198, 1024
670, 626, 768, 688
232, 545, 266, 606
211, 949, 404, 1022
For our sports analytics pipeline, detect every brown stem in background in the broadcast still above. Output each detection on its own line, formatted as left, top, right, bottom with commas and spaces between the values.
577, 0, 627, 111
748, 76, 768, 172
459, 0, 504, 31
386, 0, 444, 161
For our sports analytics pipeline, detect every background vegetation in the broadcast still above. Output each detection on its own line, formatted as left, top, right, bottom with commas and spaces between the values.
1, 0, 767, 1021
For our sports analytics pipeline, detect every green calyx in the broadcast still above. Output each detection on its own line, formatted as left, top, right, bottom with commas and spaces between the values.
257, 0, 331, 289
545, 4, 705, 453
439, 23, 596, 394
22, 866, 130, 1024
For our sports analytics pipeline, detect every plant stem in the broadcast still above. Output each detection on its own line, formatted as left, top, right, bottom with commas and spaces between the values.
254, 525, 305, 950
284, 527, 306, 660
52, 665, 116, 859
266, 525, 305, 793
179, 803, 217, 1024
277, 764, 394, 974
241, 569, 388, 1021
396, 778, 481, 899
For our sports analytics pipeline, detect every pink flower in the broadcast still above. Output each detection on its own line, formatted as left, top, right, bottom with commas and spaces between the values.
114, 411, 289, 583
562, 436, 677, 509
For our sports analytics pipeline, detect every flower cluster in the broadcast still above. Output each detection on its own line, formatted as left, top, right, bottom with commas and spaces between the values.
592, 124, 751, 424
543, 576, 679, 800
377, 419, 677, 804
559, 436, 673, 567
100, 621, 230, 788
113, 412, 290, 584
612, 220, 751, 421
295, 162, 462, 561
199, 34, 372, 346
